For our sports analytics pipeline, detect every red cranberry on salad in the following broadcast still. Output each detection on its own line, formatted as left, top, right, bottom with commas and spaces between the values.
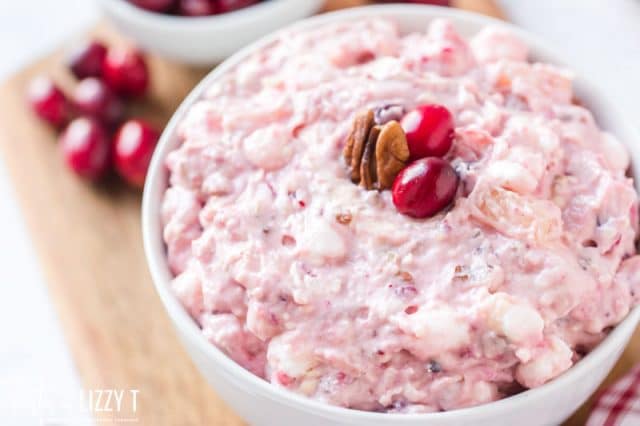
392, 157, 458, 218
401, 104, 454, 160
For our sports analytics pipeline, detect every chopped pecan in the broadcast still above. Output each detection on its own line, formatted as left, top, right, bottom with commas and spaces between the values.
336, 213, 353, 225
397, 271, 414, 282
453, 265, 470, 282
343, 109, 410, 191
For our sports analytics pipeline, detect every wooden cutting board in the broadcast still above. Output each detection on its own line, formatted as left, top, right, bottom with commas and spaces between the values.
0, 1, 636, 425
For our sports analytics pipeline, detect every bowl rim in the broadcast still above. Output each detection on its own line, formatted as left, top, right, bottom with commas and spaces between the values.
100, 0, 324, 27
142, 4, 640, 422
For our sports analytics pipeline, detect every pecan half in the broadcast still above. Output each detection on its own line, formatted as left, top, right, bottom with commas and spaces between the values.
343, 110, 410, 191
343, 110, 375, 183
376, 121, 410, 190
360, 125, 381, 190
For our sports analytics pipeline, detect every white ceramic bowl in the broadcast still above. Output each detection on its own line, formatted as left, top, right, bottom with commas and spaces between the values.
142, 5, 640, 426
97, 0, 324, 64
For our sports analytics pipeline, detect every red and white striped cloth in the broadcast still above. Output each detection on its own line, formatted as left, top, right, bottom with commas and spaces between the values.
587, 365, 640, 426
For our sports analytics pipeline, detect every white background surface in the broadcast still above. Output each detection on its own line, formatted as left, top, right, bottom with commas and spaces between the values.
0, 2, 98, 425
0, 0, 638, 424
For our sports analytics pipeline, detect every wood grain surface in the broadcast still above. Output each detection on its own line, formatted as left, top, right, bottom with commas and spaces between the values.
0, 1, 635, 425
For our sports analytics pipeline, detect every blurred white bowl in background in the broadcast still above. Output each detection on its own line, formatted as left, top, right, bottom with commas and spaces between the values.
97, 0, 324, 65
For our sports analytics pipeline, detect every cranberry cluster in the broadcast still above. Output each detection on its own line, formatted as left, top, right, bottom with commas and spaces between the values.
27, 40, 160, 187
392, 104, 459, 218
128, 0, 262, 16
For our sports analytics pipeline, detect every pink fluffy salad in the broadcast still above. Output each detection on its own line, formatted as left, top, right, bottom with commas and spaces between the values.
161, 18, 640, 412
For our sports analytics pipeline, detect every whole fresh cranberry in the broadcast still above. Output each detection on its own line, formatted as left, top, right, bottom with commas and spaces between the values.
27, 76, 71, 128
113, 119, 160, 187
103, 47, 149, 98
60, 117, 111, 180
73, 78, 124, 125
66, 40, 107, 79
128, 0, 176, 12
401, 104, 454, 160
179, 0, 218, 15
392, 157, 458, 218
217, 0, 259, 13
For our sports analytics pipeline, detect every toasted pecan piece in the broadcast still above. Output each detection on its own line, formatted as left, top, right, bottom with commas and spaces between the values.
397, 271, 414, 282
336, 212, 353, 225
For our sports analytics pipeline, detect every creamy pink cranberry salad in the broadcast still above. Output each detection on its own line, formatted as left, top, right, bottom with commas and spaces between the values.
162, 18, 640, 412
